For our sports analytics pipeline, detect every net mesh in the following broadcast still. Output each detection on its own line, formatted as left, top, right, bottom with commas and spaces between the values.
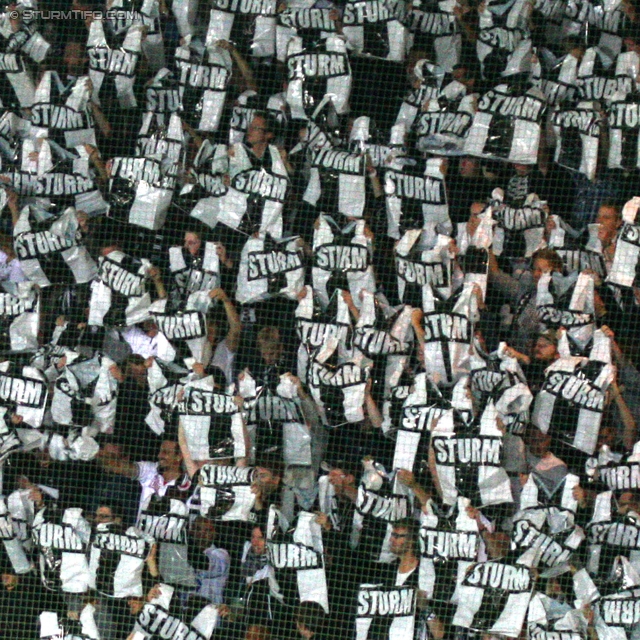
0, 0, 639, 638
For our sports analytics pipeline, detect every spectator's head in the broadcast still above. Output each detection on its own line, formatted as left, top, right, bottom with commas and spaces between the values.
525, 425, 552, 458
184, 230, 203, 257
246, 112, 275, 149
1, 573, 17, 592
390, 518, 418, 557
596, 201, 622, 248
512, 163, 532, 177
64, 41, 87, 76
467, 201, 486, 236
245, 625, 271, 640
459, 156, 480, 178
250, 526, 266, 556
141, 319, 159, 338
125, 354, 148, 384
295, 601, 328, 639
94, 502, 123, 526
531, 248, 563, 284
157, 440, 182, 473
190, 515, 216, 550
617, 491, 640, 515
254, 457, 284, 495
532, 330, 559, 363
257, 326, 283, 365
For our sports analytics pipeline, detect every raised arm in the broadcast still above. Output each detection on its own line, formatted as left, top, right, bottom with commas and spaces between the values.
96, 443, 138, 480
209, 288, 242, 353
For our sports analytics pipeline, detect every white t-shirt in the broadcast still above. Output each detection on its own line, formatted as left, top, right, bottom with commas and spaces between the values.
136, 461, 180, 513
210, 338, 235, 386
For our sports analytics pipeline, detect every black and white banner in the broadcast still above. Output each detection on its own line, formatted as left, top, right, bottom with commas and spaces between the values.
608, 94, 640, 172
50, 352, 118, 433
452, 560, 534, 637
607, 222, 640, 289
394, 230, 452, 306
205, 0, 277, 59
285, 36, 351, 119
87, 20, 142, 108
133, 582, 219, 640
341, 0, 408, 61
267, 507, 329, 611
236, 234, 305, 305
355, 584, 416, 640
219, 142, 288, 238
197, 464, 256, 522
431, 401, 512, 507
174, 37, 232, 132
30, 72, 96, 149
89, 522, 153, 598
312, 216, 376, 308
178, 377, 246, 461
552, 100, 602, 180
385, 157, 450, 239
533, 357, 615, 456
88, 250, 153, 327
304, 143, 367, 219
32, 506, 91, 593
464, 82, 546, 164
0, 282, 39, 352
0, 361, 48, 427
276, 7, 337, 62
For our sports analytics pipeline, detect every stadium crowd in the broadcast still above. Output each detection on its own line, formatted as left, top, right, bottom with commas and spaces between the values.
0, 0, 639, 639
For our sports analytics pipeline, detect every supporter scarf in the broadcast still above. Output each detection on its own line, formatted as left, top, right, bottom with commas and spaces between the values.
168, 242, 220, 312
145, 358, 185, 436
607, 222, 640, 288
39, 606, 100, 640
236, 234, 305, 305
